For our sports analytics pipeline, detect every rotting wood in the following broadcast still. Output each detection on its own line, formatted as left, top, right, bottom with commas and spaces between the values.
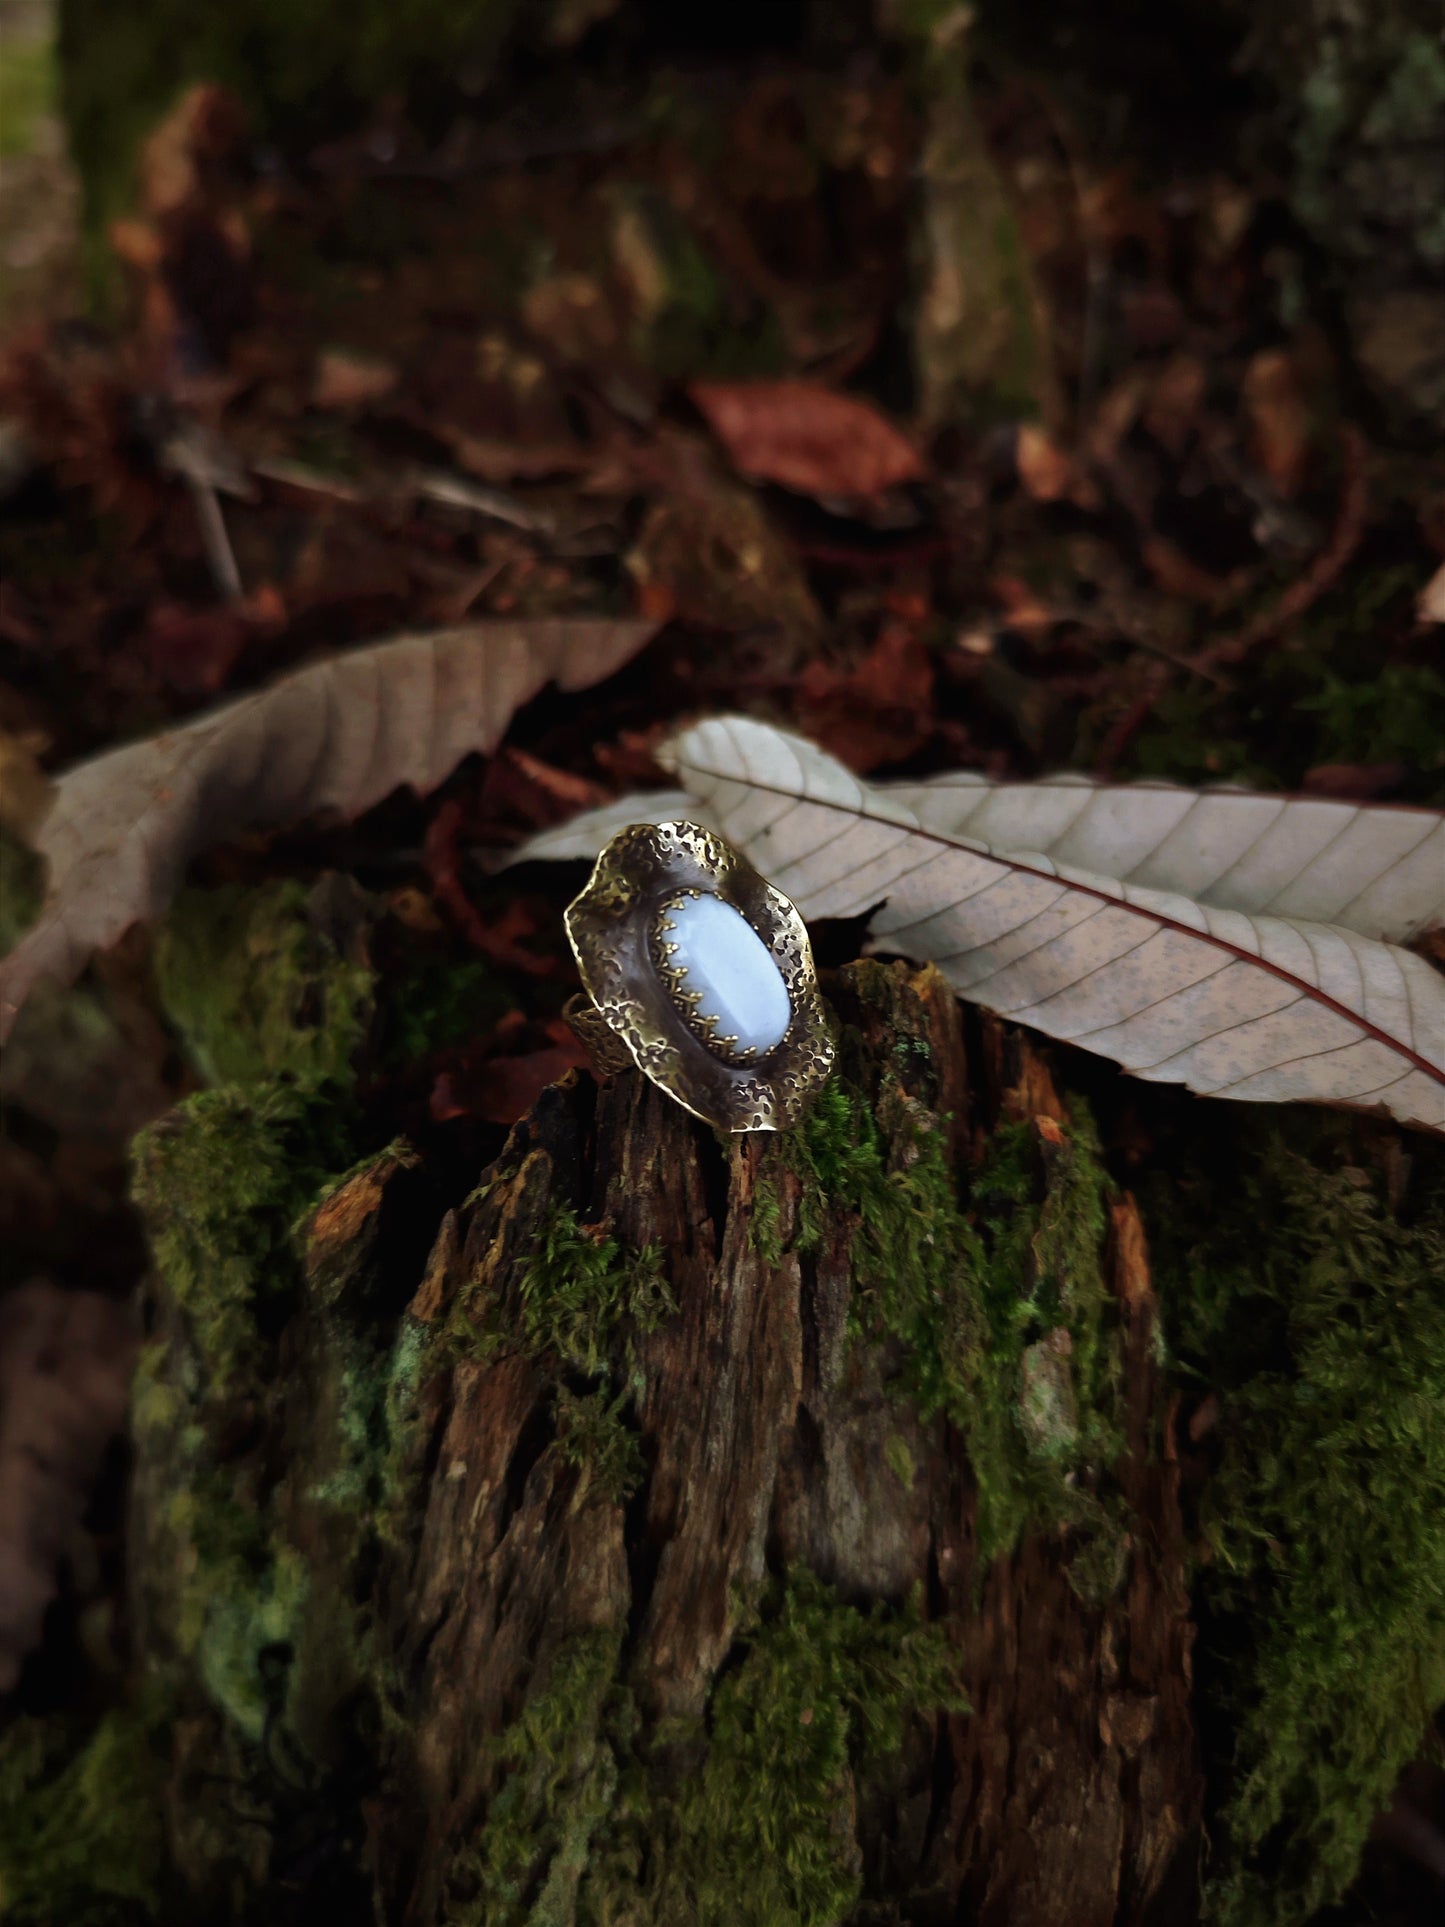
126, 960, 1202, 1925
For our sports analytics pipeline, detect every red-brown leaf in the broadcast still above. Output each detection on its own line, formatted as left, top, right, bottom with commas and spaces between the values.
689, 379, 924, 500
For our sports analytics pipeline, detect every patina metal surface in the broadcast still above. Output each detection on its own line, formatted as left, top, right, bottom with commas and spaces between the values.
564, 820, 834, 1132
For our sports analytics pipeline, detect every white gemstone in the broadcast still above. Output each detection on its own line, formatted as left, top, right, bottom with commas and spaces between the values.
658, 894, 792, 1058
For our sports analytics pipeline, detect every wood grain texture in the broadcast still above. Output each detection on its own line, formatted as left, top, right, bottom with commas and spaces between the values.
127, 963, 1203, 1924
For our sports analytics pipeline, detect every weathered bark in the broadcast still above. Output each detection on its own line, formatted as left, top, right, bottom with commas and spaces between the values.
128, 960, 1203, 1924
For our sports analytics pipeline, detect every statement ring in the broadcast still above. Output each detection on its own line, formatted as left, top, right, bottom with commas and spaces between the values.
563, 821, 834, 1133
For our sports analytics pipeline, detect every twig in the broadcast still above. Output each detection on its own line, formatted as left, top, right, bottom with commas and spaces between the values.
1190, 424, 1369, 675
1093, 425, 1370, 774
423, 798, 493, 956
186, 475, 243, 602
1092, 665, 1172, 777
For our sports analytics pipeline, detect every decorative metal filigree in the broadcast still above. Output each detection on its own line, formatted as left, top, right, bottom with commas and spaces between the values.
564, 821, 834, 1132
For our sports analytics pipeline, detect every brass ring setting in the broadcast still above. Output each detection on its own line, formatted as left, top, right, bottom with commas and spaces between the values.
563, 821, 834, 1132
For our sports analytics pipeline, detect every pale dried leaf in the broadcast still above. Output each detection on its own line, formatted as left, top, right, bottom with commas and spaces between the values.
875, 772, 1445, 945
517, 717, 1445, 1132
505, 788, 697, 864
0, 620, 654, 1038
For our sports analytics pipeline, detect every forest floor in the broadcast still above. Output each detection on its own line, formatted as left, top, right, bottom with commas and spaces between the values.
1, 7, 1443, 1925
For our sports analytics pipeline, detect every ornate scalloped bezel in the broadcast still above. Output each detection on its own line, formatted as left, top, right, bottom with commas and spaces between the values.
564, 820, 834, 1132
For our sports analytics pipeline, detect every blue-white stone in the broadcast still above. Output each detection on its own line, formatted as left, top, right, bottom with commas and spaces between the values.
657, 894, 792, 1058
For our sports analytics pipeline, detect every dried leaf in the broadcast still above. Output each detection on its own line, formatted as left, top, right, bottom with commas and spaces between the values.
312, 349, 400, 412
507, 789, 694, 865
1241, 348, 1312, 500
689, 379, 924, 500
0, 620, 655, 1038
794, 613, 936, 771
0, 728, 53, 841
871, 769, 1444, 945
1014, 425, 1099, 509
516, 718, 1445, 1131
431, 1042, 588, 1126
0, 1281, 137, 1689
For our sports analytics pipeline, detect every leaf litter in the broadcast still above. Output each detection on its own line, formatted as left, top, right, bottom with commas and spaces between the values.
3, 26, 1445, 1909
0, 619, 655, 1039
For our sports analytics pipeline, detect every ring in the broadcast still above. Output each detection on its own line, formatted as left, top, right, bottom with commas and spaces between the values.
563, 820, 834, 1133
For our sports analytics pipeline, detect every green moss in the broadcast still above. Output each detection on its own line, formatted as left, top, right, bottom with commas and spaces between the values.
136, 1397, 313, 1751
781, 1072, 1126, 1589
554, 1386, 645, 1504
606, 183, 787, 381
384, 952, 510, 1065
1111, 565, 1445, 802
1290, 17, 1445, 274
447, 1570, 960, 1926
0, 23, 56, 161
751, 1173, 784, 1268
0, 826, 43, 953
57, 0, 522, 247
131, 1078, 357, 1391
446, 1630, 623, 1927
517, 1207, 673, 1380
155, 882, 374, 1089
595, 1572, 963, 1926
1298, 660, 1445, 776
1149, 1127, 1445, 1926
129, 1140, 423, 1775
0, 1703, 167, 1925
373, 1312, 436, 1543
884, 1432, 915, 1492
198, 1544, 310, 1746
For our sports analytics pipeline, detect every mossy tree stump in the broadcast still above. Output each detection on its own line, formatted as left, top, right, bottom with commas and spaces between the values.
126, 960, 1201, 1925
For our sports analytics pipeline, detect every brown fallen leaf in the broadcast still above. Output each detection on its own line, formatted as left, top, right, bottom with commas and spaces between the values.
0, 619, 656, 1040
1014, 424, 1101, 509
1301, 763, 1410, 800
1140, 535, 1236, 607
689, 378, 925, 500
431, 1043, 588, 1126
0, 727, 53, 841
488, 746, 611, 825
795, 600, 935, 771
424, 799, 562, 974
1242, 348, 1312, 500
1141, 354, 1208, 460
0, 1280, 137, 1690
140, 599, 253, 698
115, 83, 253, 372
312, 349, 400, 412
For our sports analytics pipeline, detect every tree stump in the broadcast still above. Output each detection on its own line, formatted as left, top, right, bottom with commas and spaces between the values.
127, 959, 1202, 1925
